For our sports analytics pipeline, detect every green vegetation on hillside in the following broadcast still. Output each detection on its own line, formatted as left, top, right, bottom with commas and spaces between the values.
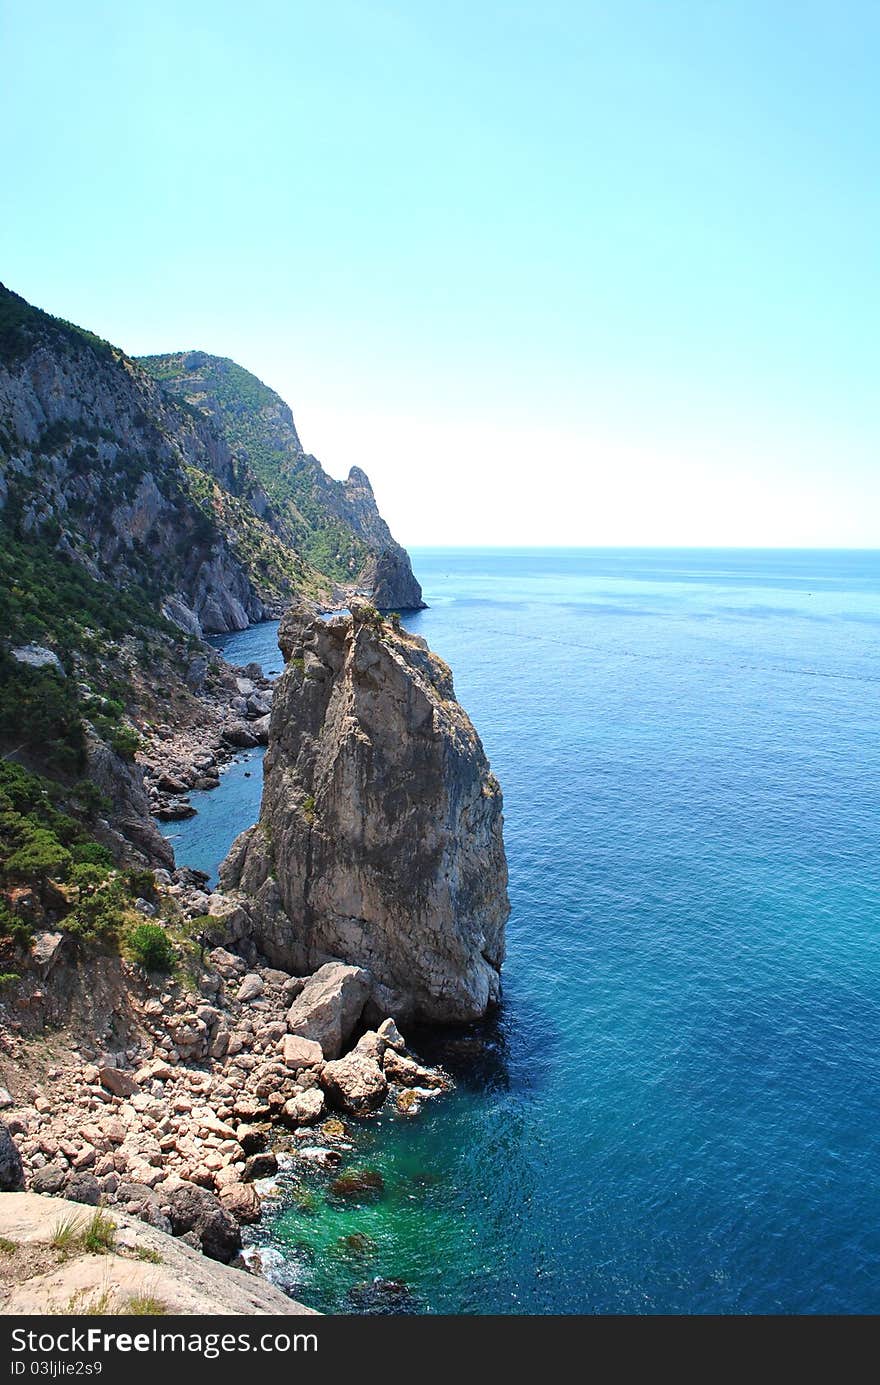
0, 282, 117, 369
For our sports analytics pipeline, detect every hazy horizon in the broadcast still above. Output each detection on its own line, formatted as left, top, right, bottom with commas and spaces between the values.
3, 2, 877, 549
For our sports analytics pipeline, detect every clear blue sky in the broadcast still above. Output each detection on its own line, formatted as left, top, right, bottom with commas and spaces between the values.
2, 1, 877, 546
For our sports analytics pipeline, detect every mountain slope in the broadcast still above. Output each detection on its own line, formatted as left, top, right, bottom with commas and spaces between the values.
138, 352, 425, 611
0, 280, 423, 906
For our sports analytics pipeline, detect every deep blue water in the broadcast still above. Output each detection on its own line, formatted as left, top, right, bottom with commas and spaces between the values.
169, 549, 880, 1313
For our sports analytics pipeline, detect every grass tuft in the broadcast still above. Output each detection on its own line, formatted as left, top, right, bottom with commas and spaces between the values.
50, 1213, 84, 1255
126, 1293, 168, 1315
81, 1209, 116, 1255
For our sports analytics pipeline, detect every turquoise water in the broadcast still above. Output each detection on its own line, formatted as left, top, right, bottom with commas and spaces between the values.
172, 549, 880, 1313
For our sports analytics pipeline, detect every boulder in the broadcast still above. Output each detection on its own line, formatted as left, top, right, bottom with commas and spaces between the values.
0, 1123, 24, 1191
166, 1183, 241, 1263
354, 1030, 385, 1062
218, 1180, 261, 1224
242, 1152, 277, 1182
236, 1123, 269, 1155
30, 931, 66, 972
236, 973, 264, 1003
65, 1172, 102, 1206
98, 1067, 139, 1098
285, 962, 370, 1060
377, 1017, 406, 1052
383, 1049, 449, 1090
251, 715, 271, 744
283, 1089, 325, 1126
208, 947, 247, 979
30, 1163, 67, 1195
280, 1034, 323, 1071
223, 723, 259, 749
321, 1052, 388, 1116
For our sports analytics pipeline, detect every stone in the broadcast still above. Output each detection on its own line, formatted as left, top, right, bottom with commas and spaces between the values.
219, 601, 508, 1022
235, 1123, 269, 1155
166, 1183, 241, 1263
280, 1034, 324, 1071
223, 723, 259, 749
218, 1180, 261, 1223
98, 1067, 139, 1098
284, 962, 370, 1060
208, 947, 247, 979
30, 931, 66, 971
383, 1049, 449, 1090
377, 1017, 406, 1052
0, 1123, 25, 1190
65, 1172, 102, 1206
30, 1163, 67, 1194
242, 1151, 277, 1182
236, 973, 264, 1003
321, 1052, 388, 1117
283, 1089, 325, 1126
232, 1096, 271, 1122
354, 1030, 385, 1061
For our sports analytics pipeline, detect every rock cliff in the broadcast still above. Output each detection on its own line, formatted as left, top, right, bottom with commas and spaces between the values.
220, 599, 508, 1023
138, 353, 425, 612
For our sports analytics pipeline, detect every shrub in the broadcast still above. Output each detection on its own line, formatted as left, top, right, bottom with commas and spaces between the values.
125, 867, 156, 901
66, 881, 125, 943
127, 922, 174, 972
4, 828, 72, 883
0, 900, 32, 947
70, 840, 114, 869
110, 725, 141, 760
69, 781, 112, 820
70, 862, 110, 893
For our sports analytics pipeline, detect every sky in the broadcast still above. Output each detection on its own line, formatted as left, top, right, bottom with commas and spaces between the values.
1, 1, 878, 547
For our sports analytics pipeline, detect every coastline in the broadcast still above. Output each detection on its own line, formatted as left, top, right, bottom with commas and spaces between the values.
1, 607, 477, 1315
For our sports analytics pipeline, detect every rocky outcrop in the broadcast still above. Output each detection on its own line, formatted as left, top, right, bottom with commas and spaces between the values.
0, 287, 282, 638
85, 732, 174, 868
221, 599, 508, 1023
331, 467, 425, 611
137, 353, 424, 613
0, 1193, 317, 1315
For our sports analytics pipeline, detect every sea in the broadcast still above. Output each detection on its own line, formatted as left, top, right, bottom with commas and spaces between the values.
162, 548, 880, 1314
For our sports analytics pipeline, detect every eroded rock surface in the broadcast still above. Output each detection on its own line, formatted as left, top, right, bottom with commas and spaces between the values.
221, 600, 509, 1023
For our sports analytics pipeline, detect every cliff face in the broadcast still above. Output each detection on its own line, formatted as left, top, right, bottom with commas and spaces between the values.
331, 467, 425, 611
138, 353, 425, 612
221, 599, 508, 1023
0, 285, 330, 639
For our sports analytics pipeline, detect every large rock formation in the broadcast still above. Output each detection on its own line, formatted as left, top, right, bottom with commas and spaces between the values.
137, 354, 425, 612
221, 599, 508, 1022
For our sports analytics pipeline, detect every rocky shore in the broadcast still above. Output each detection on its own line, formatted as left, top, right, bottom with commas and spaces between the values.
0, 892, 451, 1298
1, 602, 507, 1312
139, 657, 276, 823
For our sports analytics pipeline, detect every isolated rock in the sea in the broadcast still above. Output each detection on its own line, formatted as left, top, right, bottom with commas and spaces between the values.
284, 962, 370, 1059
221, 599, 509, 1022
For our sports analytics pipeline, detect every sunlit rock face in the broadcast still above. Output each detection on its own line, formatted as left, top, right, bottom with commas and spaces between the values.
221, 599, 508, 1023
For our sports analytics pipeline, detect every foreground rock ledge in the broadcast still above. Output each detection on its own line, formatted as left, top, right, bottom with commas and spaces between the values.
0, 1193, 317, 1316
222, 600, 509, 1023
